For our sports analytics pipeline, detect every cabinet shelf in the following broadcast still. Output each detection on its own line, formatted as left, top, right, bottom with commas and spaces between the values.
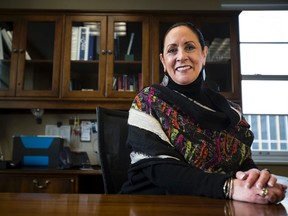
114, 60, 142, 64
26, 60, 53, 63
206, 60, 231, 64
71, 60, 100, 63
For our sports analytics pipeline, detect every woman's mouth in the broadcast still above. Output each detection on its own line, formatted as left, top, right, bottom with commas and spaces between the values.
175, 65, 192, 72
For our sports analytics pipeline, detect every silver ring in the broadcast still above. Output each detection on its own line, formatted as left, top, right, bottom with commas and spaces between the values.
260, 187, 269, 197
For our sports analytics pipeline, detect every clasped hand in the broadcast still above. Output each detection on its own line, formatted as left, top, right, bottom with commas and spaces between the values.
232, 168, 287, 204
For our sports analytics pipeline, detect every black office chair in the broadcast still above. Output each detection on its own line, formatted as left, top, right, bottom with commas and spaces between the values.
96, 107, 131, 194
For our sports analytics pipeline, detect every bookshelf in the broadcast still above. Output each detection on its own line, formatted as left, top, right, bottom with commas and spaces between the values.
62, 15, 149, 99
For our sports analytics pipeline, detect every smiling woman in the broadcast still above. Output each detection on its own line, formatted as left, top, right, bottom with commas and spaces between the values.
119, 22, 287, 205
159, 22, 208, 86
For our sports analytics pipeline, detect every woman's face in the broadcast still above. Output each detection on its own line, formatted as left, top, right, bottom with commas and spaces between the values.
160, 26, 208, 85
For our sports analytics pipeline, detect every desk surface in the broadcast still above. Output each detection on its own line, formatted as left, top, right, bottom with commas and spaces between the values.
0, 193, 287, 216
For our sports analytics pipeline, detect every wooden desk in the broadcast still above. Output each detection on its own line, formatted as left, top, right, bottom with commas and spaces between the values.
0, 168, 103, 194
0, 193, 287, 216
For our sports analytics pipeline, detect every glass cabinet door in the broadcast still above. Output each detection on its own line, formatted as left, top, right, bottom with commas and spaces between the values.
151, 14, 241, 101
62, 16, 107, 98
196, 15, 241, 100
150, 15, 195, 84
16, 15, 63, 97
0, 16, 18, 96
106, 16, 149, 97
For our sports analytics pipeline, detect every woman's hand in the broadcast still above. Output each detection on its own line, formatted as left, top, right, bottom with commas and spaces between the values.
235, 168, 278, 189
232, 178, 286, 204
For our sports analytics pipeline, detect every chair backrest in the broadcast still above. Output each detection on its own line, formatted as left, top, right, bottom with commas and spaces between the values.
96, 107, 131, 194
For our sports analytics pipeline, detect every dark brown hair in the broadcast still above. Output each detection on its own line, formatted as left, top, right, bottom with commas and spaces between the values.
163, 22, 206, 51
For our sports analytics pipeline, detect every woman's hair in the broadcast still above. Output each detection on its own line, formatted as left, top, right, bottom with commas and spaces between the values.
163, 22, 206, 51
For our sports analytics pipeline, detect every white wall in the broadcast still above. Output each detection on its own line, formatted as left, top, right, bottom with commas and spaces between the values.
0, 112, 100, 165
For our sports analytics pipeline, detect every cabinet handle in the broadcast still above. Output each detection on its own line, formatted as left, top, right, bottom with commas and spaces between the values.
18, 48, 24, 53
101, 49, 107, 54
12, 48, 18, 53
107, 50, 113, 55
33, 179, 50, 189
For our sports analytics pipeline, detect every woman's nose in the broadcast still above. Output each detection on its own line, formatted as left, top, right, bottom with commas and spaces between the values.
176, 49, 188, 62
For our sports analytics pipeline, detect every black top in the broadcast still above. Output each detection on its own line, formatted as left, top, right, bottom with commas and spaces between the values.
120, 72, 257, 198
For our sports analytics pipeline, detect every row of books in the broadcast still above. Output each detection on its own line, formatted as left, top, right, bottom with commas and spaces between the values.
113, 73, 142, 92
0, 28, 31, 60
71, 26, 99, 61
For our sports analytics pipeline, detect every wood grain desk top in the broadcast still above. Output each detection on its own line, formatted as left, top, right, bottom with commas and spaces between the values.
0, 193, 287, 216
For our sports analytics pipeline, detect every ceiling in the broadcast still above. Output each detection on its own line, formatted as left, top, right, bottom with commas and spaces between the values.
0, 0, 287, 11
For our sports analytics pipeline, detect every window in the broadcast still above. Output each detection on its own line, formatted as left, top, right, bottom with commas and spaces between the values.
239, 11, 288, 162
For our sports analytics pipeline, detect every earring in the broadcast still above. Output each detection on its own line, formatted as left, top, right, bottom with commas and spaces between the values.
161, 74, 169, 86
202, 67, 206, 81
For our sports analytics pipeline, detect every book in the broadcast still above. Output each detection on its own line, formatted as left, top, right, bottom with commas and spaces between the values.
78, 26, 90, 60
0, 62, 10, 88
117, 75, 123, 91
112, 76, 117, 90
88, 33, 95, 60
114, 74, 138, 92
123, 74, 128, 91
71, 27, 79, 60
126, 33, 134, 55
1, 28, 12, 53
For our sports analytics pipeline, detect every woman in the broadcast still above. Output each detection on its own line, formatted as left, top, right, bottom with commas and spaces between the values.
120, 22, 287, 204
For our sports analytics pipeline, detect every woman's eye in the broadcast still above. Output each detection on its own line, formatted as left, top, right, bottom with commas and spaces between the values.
186, 44, 195, 51
167, 47, 177, 54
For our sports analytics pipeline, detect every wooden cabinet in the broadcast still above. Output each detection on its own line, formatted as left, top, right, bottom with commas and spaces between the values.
150, 12, 241, 102
0, 14, 63, 97
0, 11, 241, 109
0, 169, 104, 194
0, 174, 76, 193
62, 15, 149, 99
196, 14, 241, 101
62, 15, 107, 98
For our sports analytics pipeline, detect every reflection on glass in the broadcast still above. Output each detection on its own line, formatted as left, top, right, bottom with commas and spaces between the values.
224, 199, 287, 216
200, 21, 231, 92
206, 38, 230, 63
0, 62, 10, 90
0, 21, 13, 90
70, 22, 101, 91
